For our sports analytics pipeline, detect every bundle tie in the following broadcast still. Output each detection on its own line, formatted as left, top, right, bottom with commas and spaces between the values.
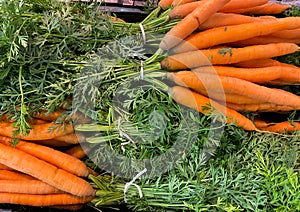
139, 23, 147, 44
124, 168, 147, 203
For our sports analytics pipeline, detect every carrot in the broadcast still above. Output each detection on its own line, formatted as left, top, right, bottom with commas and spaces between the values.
170, 86, 257, 131
198, 13, 275, 31
219, 0, 269, 12
229, 2, 291, 15
192, 65, 282, 83
172, 0, 195, 6
0, 170, 35, 180
0, 163, 13, 170
29, 139, 74, 147
229, 35, 300, 46
171, 17, 300, 53
266, 80, 300, 86
31, 110, 67, 122
168, 1, 203, 19
253, 119, 270, 129
259, 121, 300, 133
197, 65, 300, 84
54, 133, 80, 144
226, 102, 297, 112
0, 143, 95, 197
196, 89, 263, 104
167, 71, 300, 108
0, 180, 62, 194
0, 193, 94, 206
158, 0, 174, 9
0, 136, 89, 177
0, 122, 74, 140
233, 58, 295, 68
160, 0, 231, 50
271, 28, 300, 39
65, 143, 91, 159
161, 43, 299, 70
29, 118, 48, 125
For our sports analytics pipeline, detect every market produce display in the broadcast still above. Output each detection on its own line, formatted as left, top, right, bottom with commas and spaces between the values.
0, 0, 299, 211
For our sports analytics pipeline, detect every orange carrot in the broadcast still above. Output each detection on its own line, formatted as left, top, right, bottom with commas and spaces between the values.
198, 13, 275, 31
172, 0, 195, 6
196, 89, 263, 104
0, 193, 94, 206
229, 35, 300, 46
259, 121, 300, 133
0, 122, 74, 140
0, 143, 95, 197
167, 71, 300, 108
158, 0, 174, 9
196, 65, 300, 84
233, 58, 295, 68
229, 2, 291, 15
219, 0, 269, 12
192, 65, 282, 83
271, 28, 300, 39
31, 110, 67, 122
172, 17, 300, 53
161, 43, 299, 70
0, 170, 35, 180
65, 143, 91, 159
29, 139, 74, 147
226, 102, 297, 112
170, 86, 257, 131
168, 0, 268, 19
54, 133, 80, 144
160, 0, 231, 50
168, 1, 203, 19
26, 118, 48, 125
0, 136, 89, 177
0, 180, 62, 194
0, 163, 13, 170
253, 119, 270, 129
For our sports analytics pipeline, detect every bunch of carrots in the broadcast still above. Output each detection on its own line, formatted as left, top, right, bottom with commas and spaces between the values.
0, 109, 95, 209
155, 0, 300, 133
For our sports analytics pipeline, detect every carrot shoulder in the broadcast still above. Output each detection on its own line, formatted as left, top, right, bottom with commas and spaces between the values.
170, 86, 257, 131
0, 143, 95, 197
0, 136, 89, 177
160, 0, 230, 50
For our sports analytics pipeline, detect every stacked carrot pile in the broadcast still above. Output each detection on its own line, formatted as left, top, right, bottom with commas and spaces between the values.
0, 110, 95, 209
157, 0, 300, 133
